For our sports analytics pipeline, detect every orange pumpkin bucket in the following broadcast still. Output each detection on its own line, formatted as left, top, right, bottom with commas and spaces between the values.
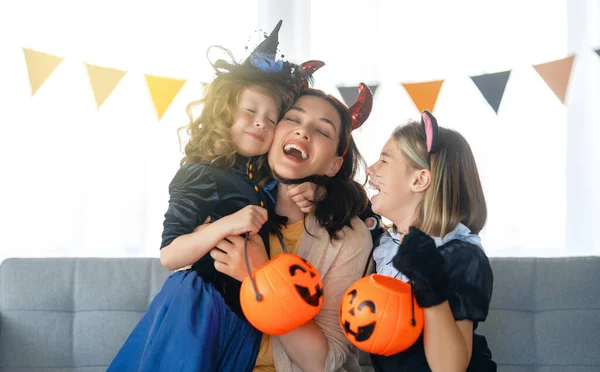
339, 274, 424, 356
240, 232, 324, 335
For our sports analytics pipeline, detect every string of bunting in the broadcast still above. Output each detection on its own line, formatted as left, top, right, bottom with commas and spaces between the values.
23, 48, 198, 119
22, 47, 600, 119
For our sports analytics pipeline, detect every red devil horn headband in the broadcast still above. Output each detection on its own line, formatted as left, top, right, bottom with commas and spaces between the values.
300, 60, 325, 75
341, 83, 373, 157
297, 60, 325, 89
349, 83, 373, 130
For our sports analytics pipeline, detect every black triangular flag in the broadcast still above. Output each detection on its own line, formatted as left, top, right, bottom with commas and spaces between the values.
595, 48, 600, 58
337, 84, 379, 106
470, 70, 511, 115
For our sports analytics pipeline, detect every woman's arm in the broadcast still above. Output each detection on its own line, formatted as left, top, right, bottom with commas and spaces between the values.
277, 320, 329, 371
423, 301, 473, 372
276, 217, 373, 371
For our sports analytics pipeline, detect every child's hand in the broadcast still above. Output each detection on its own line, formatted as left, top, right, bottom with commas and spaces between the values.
221, 205, 268, 236
287, 182, 322, 213
392, 227, 448, 308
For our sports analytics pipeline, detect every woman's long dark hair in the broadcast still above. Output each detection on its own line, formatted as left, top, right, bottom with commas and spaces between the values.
277, 89, 369, 239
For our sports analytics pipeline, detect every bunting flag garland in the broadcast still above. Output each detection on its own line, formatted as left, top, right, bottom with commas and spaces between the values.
85, 64, 126, 109
533, 55, 575, 104
337, 84, 379, 106
23, 48, 64, 95
17, 47, 598, 121
402, 80, 444, 113
144, 75, 186, 119
470, 70, 512, 114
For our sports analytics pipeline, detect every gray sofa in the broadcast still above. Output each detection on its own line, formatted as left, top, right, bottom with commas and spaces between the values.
1, 257, 599, 371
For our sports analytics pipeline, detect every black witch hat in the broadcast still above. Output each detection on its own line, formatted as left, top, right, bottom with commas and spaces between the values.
208, 20, 324, 92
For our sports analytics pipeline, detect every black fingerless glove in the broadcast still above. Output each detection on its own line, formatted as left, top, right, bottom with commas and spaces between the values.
392, 227, 448, 308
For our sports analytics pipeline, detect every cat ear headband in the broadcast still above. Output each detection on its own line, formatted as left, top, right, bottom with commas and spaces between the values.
420, 110, 439, 161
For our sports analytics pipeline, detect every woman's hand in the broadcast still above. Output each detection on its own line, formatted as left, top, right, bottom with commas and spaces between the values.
210, 233, 269, 281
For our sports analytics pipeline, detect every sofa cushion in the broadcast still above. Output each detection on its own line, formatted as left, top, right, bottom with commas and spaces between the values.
0, 258, 170, 370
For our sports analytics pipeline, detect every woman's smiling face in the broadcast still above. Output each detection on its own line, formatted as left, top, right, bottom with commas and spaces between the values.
268, 95, 344, 180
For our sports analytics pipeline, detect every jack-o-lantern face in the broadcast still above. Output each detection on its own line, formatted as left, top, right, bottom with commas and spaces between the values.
241, 253, 324, 336
289, 259, 323, 307
339, 274, 424, 356
342, 289, 377, 342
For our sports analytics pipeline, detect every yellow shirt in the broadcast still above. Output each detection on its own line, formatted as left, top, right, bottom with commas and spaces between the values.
253, 219, 305, 372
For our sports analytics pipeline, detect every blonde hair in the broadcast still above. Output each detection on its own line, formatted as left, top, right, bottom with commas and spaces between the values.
393, 121, 487, 237
179, 76, 296, 171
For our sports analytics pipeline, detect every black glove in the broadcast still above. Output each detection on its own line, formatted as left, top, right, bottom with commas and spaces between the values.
392, 227, 448, 308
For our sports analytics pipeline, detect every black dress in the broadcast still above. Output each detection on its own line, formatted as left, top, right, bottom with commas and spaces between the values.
370, 239, 497, 372
160, 154, 273, 319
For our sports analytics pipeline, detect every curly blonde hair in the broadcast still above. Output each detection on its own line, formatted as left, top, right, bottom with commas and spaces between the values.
179, 77, 295, 174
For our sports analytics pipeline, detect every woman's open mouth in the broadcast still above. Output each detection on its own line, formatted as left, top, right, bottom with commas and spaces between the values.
283, 141, 309, 161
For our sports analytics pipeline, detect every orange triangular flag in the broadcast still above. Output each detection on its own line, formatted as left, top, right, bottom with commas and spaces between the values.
145, 75, 186, 119
85, 63, 126, 109
533, 55, 575, 104
23, 48, 64, 95
402, 80, 444, 113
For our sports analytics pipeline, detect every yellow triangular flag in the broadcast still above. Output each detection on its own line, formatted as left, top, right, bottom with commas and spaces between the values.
23, 48, 64, 95
402, 80, 444, 113
145, 75, 186, 119
85, 63, 126, 109
533, 55, 575, 104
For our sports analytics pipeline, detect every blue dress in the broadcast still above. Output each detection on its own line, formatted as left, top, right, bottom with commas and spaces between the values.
108, 155, 272, 372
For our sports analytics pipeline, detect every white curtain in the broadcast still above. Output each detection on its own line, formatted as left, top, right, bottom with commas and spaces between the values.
1, 0, 598, 263
0, 0, 260, 262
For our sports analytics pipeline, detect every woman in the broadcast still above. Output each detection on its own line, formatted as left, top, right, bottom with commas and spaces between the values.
210, 86, 376, 372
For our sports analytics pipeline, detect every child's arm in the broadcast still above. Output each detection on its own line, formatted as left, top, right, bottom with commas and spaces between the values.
422, 303, 473, 371
160, 205, 267, 270
393, 228, 471, 371
393, 228, 493, 371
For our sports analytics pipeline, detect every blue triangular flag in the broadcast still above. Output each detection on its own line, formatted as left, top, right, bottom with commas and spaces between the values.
337, 84, 379, 106
470, 70, 511, 115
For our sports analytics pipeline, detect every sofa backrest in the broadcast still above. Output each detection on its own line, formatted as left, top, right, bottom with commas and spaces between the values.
0, 258, 170, 372
1, 257, 599, 371
477, 257, 600, 372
